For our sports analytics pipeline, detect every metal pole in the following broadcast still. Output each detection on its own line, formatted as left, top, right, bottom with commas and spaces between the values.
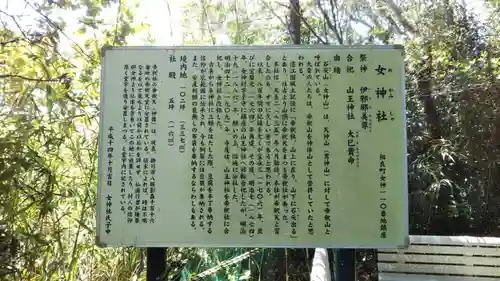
147, 247, 166, 281
334, 249, 355, 281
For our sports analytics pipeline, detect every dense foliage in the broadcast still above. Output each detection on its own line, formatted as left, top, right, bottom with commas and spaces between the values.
1, 0, 499, 280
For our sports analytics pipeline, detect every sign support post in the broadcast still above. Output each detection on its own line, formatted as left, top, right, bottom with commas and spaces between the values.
334, 249, 355, 281
147, 247, 166, 281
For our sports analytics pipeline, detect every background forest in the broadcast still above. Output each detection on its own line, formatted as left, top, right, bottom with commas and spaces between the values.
1, 0, 499, 280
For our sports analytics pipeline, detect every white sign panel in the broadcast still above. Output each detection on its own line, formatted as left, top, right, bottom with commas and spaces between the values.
97, 45, 408, 248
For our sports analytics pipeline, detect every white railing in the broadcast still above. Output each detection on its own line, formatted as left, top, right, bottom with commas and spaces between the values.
378, 235, 500, 281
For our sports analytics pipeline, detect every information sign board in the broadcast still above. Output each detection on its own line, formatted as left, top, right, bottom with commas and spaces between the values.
97, 45, 408, 248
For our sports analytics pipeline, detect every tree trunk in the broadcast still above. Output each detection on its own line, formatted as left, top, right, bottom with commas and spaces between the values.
289, 0, 301, 44
417, 48, 442, 140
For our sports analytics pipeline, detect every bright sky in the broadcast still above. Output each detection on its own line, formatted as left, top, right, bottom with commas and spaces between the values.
126, 0, 188, 45
0, 0, 215, 49
0, 0, 491, 53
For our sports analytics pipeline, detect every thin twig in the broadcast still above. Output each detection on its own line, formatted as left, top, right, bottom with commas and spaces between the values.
259, 0, 293, 43
0, 9, 31, 42
113, 0, 122, 45
348, 15, 372, 29
0, 74, 60, 82
300, 14, 327, 44
163, 0, 174, 37
23, 0, 96, 62
67, 141, 98, 280
316, 0, 342, 44
323, 17, 329, 44
233, 2, 241, 44
0, 37, 26, 46
0, 10, 77, 69
279, 1, 327, 44
328, 0, 343, 43
136, 249, 145, 280
386, 0, 417, 34
199, 0, 216, 45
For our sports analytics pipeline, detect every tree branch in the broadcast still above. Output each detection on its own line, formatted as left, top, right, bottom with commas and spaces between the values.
385, 14, 405, 35
348, 15, 373, 29
278, 2, 327, 44
1, 38, 26, 47
260, 0, 293, 43
360, 4, 406, 37
0, 9, 32, 43
328, 0, 343, 42
113, 0, 122, 45
163, 0, 174, 37
316, 0, 342, 44
23, 0, 96, 62
301, 16, 327, 44
386, 0, 417, 35
292, 3, 327, 44
0, 74, 60, 82
199, 0, 216, 45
